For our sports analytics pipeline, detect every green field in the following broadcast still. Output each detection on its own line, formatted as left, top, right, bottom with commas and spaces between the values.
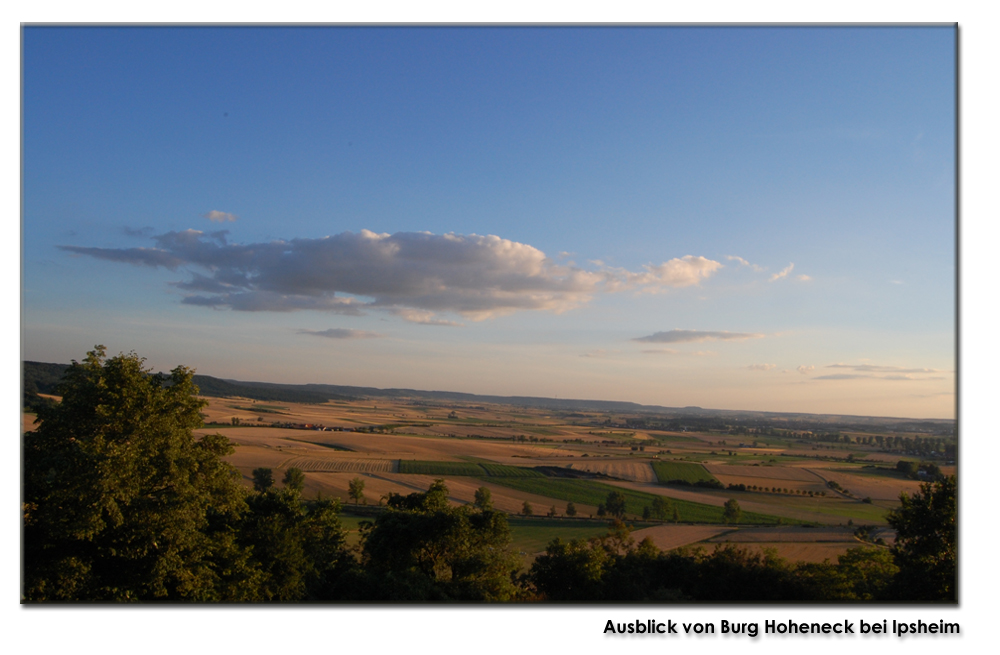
507, 518, 628, 553
483, 476, 794, 525
398, 460, 486, 476
651, 461, 718, 484
480, 463, 545, 478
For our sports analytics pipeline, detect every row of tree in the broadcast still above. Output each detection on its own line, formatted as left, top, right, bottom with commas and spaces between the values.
22, 348, 956, 602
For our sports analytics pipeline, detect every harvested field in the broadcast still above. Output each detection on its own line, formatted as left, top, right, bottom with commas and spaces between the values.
22, 413, 38, 433
630, 525, 733, 552
711, 542, 858, 564
563, 460, 657, 482
705, 464, 821, 482
706, 526, 856, 543
808, 467, 923, 501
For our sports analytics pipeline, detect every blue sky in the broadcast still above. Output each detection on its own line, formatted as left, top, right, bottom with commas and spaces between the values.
22, 26, 956, 418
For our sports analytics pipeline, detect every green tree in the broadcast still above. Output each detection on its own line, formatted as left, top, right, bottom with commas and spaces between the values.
886, 475, 956, 600
252, 467, 274, 492
547, 505, 558, 518
605, 491, 627, 519
723, 498, 742, 524
473, 487, 493, 511
282, 467, 306, 493
565, 502, 577, 517
349, 477, 366, 504
361, 480, 520, 601
672, 506, 681, 523
23, 346, 256, 601
651, 496, 671, 521
522, 501, 533, 516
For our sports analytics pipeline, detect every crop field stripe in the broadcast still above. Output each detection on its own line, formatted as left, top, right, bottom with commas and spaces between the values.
397, 460, 487, 476
481, 476, 791, 525
651, 461, 719, 484
480, 463, 545, 478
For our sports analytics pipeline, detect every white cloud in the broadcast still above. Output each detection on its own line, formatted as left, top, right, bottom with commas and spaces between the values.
769, 263, 795, 282
796, 274, 812, 282
60, 229, 723, 319
748, 363, 777, 371
204, 210, 238, 223
632, 329, 765, 344
299, 328, 382, 339
797, 365, 815, 375
601, 256, 722, 293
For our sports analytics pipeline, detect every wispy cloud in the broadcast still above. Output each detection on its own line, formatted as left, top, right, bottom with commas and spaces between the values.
748, 363, 776, 371
797, 365, 815, 375
391, 308, 463, 327
122, 226, 155, 238
60, 229, 723, 319
632, 329, 765, 344
796, 274, 812, 282
299, 328, 383, 339
814, 363, 948, 382
580, 349, 608, 358
204, 210, 238, 223
725, 255, 764, 272
769, 263, 795, 282
826, 363, 946, 374
640, 348, 679, 355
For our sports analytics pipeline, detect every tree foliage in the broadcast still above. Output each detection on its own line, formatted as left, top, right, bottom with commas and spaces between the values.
348, 477, 366, 504
605, 491, 627, 519
358, 480, 521, 601
252, 467, 274, 492
23, 347, 254, 600
886, 475, 956, 600
282, 467, 306, 493
473, 486, 493, 511
22, 346, 350, 602
723, 498, 742, 524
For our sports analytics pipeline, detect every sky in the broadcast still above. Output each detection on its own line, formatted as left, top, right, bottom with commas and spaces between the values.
21, 26, 956, 419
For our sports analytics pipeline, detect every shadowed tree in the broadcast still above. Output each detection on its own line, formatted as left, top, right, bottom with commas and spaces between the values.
282, 467, 305, 493
886, 475, 956, 600
252, 468, 274, 492
723, 498, 742, 524
605, 491, 627, 519
359, 480, 521, 601
522, 501, 533, 516
473, 487, 493, 511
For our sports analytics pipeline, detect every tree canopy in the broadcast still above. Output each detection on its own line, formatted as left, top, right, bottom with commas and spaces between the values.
886, 475, 956, 600
23, 347, 253, 600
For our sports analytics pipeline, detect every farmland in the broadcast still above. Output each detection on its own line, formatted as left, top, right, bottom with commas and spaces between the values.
147, 390, 953, 568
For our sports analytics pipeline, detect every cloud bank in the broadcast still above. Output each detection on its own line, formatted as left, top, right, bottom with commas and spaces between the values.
632, 329, 765, 344
60, 229, 723, 320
